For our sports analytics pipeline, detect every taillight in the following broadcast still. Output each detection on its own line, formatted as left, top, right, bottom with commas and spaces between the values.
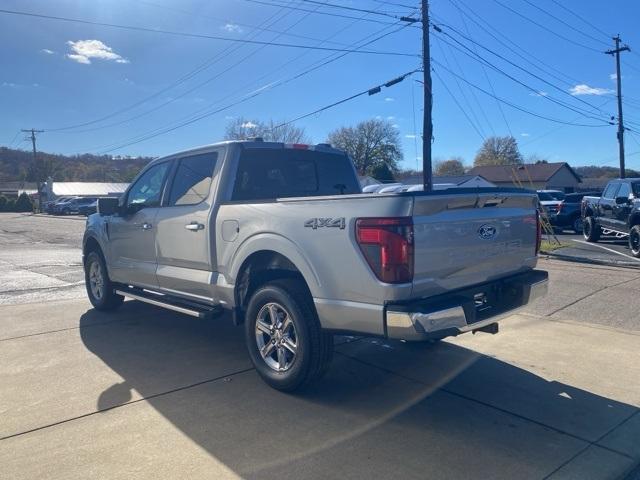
536, 210, 542, 255
356, 217, 414, 283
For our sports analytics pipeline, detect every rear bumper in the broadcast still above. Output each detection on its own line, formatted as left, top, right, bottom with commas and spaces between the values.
385, 269, 548, 341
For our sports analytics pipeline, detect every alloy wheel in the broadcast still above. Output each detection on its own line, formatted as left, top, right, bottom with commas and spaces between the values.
255, 302, 298, 372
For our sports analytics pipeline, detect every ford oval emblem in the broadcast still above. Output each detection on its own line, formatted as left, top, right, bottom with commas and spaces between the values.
477, 224, 497, 240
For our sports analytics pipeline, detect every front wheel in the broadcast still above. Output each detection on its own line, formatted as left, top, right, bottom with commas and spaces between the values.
84, 251, 124, 311
245, 279, 333, 392
629, 225, 640, 258
583, 216, 601, 242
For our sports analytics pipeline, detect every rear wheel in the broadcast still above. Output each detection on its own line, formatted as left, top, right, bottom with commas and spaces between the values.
583, 216, 600, 242
244, 278, 333, 391
572, 216, 583, 235
84, 251, 124, 311
629, 225, 640, 258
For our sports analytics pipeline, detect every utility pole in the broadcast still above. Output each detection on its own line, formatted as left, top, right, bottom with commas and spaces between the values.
606, 35, 630, 179
21, 128, 44, 212
421, 0, 433, 191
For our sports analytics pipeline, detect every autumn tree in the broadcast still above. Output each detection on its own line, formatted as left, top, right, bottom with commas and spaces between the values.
474, 136, 523, 166
327, 119, 402, 175
224, 117, 309, 143
434, 157, 465, 176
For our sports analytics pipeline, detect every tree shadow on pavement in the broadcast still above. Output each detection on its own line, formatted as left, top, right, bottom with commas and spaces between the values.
79, 302, 639, 479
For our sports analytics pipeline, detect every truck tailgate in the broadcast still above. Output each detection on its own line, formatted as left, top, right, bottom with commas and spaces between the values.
411, 191, 538, 298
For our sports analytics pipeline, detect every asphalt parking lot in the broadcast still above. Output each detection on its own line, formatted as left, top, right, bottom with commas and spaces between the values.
545, 231, 640, 268
1, 213, 639, 479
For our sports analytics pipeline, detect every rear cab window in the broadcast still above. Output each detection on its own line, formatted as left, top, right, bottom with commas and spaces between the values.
231, 148, 360, 201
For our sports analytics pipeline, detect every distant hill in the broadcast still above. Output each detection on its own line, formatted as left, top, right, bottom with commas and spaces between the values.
0, 146, 152, 183
573, 165, 640, 179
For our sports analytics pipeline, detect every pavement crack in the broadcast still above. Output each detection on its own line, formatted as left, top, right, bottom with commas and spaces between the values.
335, 350, 637, 462
545, 275, 640, 317
0, 367, 256, 441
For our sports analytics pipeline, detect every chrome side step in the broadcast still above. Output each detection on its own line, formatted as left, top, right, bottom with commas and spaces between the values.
115, 288, 223, 319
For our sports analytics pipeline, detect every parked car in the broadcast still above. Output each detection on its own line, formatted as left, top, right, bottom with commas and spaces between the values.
549, 192, 601, 234
83, 140, 548, 391
537, 190, 563, 216
582, 179, 640, 256
538, 189, 565, 201
58, 197, 97, 215
51, 196, 78, 214
78, 199, 98, 216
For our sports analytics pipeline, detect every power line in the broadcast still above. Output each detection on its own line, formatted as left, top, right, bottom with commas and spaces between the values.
432, 68, 485, 141
431, 18, 613, 121
242, 0, 398, 25
370, 0, 419, 10
134, 0, 353, 47
297, 0, 415, 20
272, 69, 420, 128
0, 7, 417, 56
454, 4, 511, 136
518, 0, 610, 47
431, 59, 611, 128
51, 0, 329, 133
491, 0, 603, 53
6, 130, 21, 148
449, 0, 584, 88
85, 22, 414, 153
47, 2, 304, 132
547, 0, 610, 39
431, 26, 614, 124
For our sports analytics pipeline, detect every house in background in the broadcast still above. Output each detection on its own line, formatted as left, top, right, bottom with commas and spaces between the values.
44, 179, 129, 201
402, 174, 495, 188
468, 162, 582, 192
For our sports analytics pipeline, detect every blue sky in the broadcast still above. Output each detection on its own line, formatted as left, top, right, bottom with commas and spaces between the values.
2, 0, 640, 171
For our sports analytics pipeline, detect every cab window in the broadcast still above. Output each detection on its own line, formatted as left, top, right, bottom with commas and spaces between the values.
168, 152, 218, 206
602, 183, 619, 199
617, 182, 631, 199
127, 162, 170, 209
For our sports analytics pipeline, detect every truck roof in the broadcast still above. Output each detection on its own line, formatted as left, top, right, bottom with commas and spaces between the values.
151, 139, 346, 164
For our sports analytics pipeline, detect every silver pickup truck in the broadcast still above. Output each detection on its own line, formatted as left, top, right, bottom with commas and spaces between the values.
83, 140, 548, 391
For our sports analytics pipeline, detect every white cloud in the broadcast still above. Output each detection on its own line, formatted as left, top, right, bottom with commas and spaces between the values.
391, 124, 400, 129
569, 84, 613, 96
41, 48, 55, 55
2, 82, 18, 88
241, 121, 258, 129
387, 115, 395, 120
222, 23, 243, 33
610, 73, 617, 80
529, 91, 548, 97
405, 134, 416, 139
66, 40, 129, 65
375, 115, 382, 120
520, 133, 530, 137
384, 97, 394, 102
225, 115, 235, 120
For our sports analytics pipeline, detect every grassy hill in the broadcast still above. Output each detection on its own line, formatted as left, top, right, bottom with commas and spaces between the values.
0, 146, 152, 183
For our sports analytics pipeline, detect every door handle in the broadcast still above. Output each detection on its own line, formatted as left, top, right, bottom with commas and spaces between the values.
185, 222, 205, 231
141, 222, 152, 230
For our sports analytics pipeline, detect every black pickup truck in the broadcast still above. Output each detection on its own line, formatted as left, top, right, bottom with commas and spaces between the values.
581, 179, 640, 256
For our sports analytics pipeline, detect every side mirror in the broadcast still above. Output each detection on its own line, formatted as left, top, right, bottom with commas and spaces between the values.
97, 197, 120, 216
615, 196, 629, 205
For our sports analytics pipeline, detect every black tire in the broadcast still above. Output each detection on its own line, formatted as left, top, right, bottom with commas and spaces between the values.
244, 278, 333, 392
84, 251, 124, 311
629, 225, 640, 258
572, 216, 583, 235
583, 216, 601, 242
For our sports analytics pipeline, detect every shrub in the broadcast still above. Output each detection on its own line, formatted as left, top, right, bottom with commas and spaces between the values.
0, 195, 7, 212
14, 192, 33, 212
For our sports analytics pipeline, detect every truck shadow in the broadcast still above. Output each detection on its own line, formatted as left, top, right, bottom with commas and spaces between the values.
79, 302, 638, 478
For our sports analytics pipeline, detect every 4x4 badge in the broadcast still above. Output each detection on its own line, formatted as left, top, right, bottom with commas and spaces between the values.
304, 218, 346, 230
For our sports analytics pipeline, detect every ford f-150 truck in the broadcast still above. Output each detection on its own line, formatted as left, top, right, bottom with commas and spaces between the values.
83, 140, 548, 391
582, 178, 640, 256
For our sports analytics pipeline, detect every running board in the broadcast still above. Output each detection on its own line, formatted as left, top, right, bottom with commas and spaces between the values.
115, 288, 223, 319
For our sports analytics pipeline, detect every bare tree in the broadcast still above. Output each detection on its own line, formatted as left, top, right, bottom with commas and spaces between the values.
224, 117, 309, 143
327, 119, 402, 175
434, 157, 466, 176
474, 136, 523, 166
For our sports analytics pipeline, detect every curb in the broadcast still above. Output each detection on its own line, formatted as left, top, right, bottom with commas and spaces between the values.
542, 251, 640, 270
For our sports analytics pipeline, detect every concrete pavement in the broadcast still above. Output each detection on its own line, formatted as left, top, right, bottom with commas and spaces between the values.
1, 258, 639, 479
